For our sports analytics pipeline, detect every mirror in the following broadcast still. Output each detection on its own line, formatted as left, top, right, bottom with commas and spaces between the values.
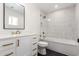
3, 3, 25, 30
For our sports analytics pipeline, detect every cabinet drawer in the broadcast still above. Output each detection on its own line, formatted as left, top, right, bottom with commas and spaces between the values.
32, 42, 37, 45
32, 43, 38, 49
0, 39, 16, 45
0, 48, 15, 56
32, 49, 37, 56
33, 53, 37, 56
32, 36, 38, 42
0, 39, 16, 51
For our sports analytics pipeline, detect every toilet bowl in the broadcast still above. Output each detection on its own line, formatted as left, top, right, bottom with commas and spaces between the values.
38, 41, 48, 55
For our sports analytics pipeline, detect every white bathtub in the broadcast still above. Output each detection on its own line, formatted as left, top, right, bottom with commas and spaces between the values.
43, 37, 79, 56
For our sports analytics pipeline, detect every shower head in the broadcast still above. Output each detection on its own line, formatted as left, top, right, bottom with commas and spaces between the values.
43, 16, 46, 19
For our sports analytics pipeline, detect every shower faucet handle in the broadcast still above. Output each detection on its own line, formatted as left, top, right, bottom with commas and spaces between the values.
77, 38, 79, 43
43, 32, 45, 34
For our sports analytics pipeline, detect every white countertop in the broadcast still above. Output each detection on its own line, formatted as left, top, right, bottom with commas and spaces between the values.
0, 33, 37, 39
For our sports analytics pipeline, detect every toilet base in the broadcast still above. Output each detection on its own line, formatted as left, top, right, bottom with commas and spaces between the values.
38, 46, 47, 55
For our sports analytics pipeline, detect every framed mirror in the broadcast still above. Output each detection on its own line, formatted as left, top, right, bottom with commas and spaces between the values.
3, 3, 25, 30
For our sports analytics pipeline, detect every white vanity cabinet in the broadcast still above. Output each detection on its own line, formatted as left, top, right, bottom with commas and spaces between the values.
0, 34, 39, 56
16, 35, 39, 56
16, 36, 32, 56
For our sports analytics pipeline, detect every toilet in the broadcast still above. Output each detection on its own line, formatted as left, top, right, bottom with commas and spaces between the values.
38, 41, 48, 55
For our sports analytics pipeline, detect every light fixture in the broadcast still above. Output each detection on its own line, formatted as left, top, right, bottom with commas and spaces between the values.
54, 4, 58, 8
47, 19, 51, 22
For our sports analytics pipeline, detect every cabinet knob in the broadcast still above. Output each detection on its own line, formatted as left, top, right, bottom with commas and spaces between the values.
33, 48, 37, 51
33, 37, 36, 39
17, 40, 19, 47
33, 42, 37, 45
2, 43, 14, 47
4, 52, 13, 56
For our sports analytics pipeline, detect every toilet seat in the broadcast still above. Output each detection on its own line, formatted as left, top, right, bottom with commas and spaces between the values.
38, 41, 48, 47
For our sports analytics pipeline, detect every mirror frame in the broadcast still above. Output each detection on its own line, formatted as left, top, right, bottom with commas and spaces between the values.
3, 3, 25, 30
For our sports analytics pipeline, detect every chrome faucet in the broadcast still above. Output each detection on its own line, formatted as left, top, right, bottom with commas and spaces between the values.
42, 32, 46, 38
16, 30, 21, 34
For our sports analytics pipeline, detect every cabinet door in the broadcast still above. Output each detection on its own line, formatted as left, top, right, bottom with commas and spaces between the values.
16, 37, 32, 56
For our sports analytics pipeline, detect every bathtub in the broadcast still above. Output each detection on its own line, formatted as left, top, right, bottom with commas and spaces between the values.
43, 37, 79, 56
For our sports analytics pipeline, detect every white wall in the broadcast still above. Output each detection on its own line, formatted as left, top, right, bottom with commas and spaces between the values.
47, 6, 76, 40
0, 3, 40, 35
75, 4, 79, 40
25, 3, 40, 34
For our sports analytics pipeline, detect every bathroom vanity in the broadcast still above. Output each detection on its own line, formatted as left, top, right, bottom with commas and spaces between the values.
0, 3, 40, 56
0, 33, 39, 56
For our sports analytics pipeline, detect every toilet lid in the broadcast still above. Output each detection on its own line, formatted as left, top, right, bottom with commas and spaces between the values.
38, 41, 48, 45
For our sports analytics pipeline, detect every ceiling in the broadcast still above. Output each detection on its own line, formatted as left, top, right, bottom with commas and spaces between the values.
34, 3, 75, 14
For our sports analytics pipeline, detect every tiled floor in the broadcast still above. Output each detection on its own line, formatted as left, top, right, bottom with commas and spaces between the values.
38, 49, 67, 56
